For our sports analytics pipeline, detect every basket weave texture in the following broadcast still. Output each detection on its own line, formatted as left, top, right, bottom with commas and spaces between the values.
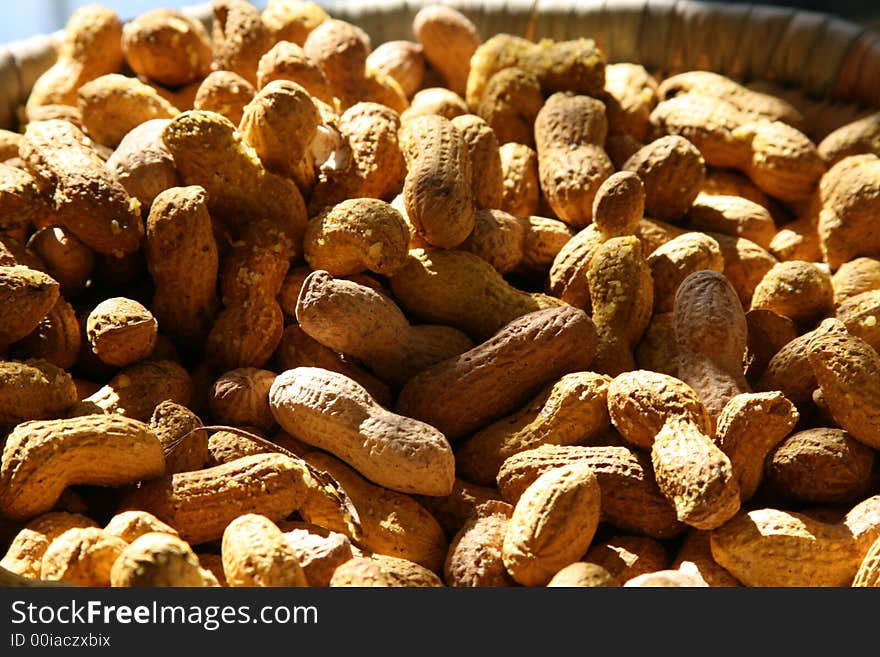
0, 0, 879, 131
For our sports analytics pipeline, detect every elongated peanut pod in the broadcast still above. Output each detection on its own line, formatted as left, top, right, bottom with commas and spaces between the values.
269, 367, 455, 496
0, 415, 165, 520
674, 270, 750, 423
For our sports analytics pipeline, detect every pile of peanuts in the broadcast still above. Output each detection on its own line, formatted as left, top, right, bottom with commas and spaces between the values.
1, 0, 880, 588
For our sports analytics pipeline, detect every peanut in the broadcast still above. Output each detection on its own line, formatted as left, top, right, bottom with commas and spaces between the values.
476, 67, 543, 147
41, 527, 127, 586
765, 428, 876, 506
397, 306, 598, 441
853, 534, 880, 587
296, 270, 473, 388
1, 512, 98, 579
211, 0, 274, 87
193, 70, 256, 126
86, 297, 158, 367
365, 40, 424, 98
221, 513, 307, 587
280, 521, 355, 587
0, 414, 165, 520
710, 495, 880, 587
496, 444, 685, 540
546, 562, 620, 587
103, 510, 179, 543
389, 247, 564, 341
0, 359, 77, 426
20, 120, 143, 255
149, 400, 210, 475
584, 535, 669, 583
456, 371, 611, 486
269, 366, 455, 496
303, 19, 371, 109
444, 501, 516, 587
111, 532, 219, 587
209, 368, 278, 434
502, 462, 601, 586
122, 8, 212, 88
413, 5, 480, 98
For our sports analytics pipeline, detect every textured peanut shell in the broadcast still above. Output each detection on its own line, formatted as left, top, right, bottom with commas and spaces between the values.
687, 194, 776, 249
499, 142, 540, 218
538, 144, 614, 228
296, 270, 473, 389
400, 87, 469, 123
365, 40, 424, 98
818, 112, 880, 165
269, 367, 455, 496
120, 453, 316, 546
211, 0, 273, 87
750, 260, 834, 325
26, 228, 93, 299
271, 324, 392, 408
77, 74, 178, 148
459, 208, 526, 275
456, 371, 611, 486
647, 232, 724, 313
20, 120, 143, 256
836, 290, 880, 352
766, 428, 875, 505
281, 522, 355, 587
304, 198, 409, 277
517, 215, 575, 274
744, 309, 798, 382
832, 257, 880, 305
635, 312, 679, 377
400, 114, 475, 248
221, 514, 307, 587
80, 359, 192, 421
592, 171, 645, 240
0, 164, 43, 242
262, 0, 327, 46
25, 5, 123, 114
112, 532, 218, 587
622, 135, 705, 222
496, 444, 685, 540
206, 299, 285, 372
397, 306, 598, 442
41, 527, 127, 586
670, 529, 741, 587
104, 510, 179, 543
145, 185, 219, 350
105, 119, 181, 211
623, 569, 708, 587
444, 501, 516, 588
390, 247, 564, 341
122, 9, 212, 87
465, 34, 605, 110
607, 369, 713, 450
587, 235, 654, 376
209, 368, 277, 434
853, 534, 880, 587
546, 224, 604, 310
808, 329, 880, 449
0, 359, 77, 426
86, 297, 157, 367
476, 67, 543, 147
0, 512, 98, 579
757, 317, 847, 405
0, 265, 59, 351
413, 5, 479, 98
240, 80, 320, 180
546, 562, 620, 587
710, 496, 880, 587
817, 155, 880, 270
149, 400, 209, 475
302, 19, 370, 109
451, 114, 503, 210
603, 63, 658, 142
0, 414, 164, 521
299, 451, 447, 572
710, 232, 778, 307
502, 462, 601, 586
193, 71, 256, 126
651, 419, 741, 530
674, 270, 750, 422
534, 92, 608, 152
309, 101, 405, 210
715, 392, 799, 502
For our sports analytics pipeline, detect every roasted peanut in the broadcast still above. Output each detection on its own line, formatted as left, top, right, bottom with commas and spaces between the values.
710, 495, 880, 587
303, 19, 370, 109
0, 414, 164, 520
584, 535, 669, 583
0, 359, 77, 426
546, 562, 620, 587
211, 0, 274, 87
476, 67, 543, 147
397, 306, 598, 442
444, 501, 516, 587
280, 521, 355, 587
221, 514, 307, 587
750, 260, 834, 326
498, 142, 540, 218
296, 270, 473, 388
390, 247, 564, 341
456, 371, 611, 486
1, 512, 98, 579
193, 70, 256, 126
111, 532, 218, 587
122, 8, 212, 87
86, 297, 158, 367
41, 527, 127, 586
269, 366, 454, 496
366, 40, 424, 98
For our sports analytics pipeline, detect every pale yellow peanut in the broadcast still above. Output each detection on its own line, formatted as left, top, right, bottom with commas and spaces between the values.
111, 532, 218, 587
41, 527, 127, 586
269, 366, 454, 496
221, 514, 307, 587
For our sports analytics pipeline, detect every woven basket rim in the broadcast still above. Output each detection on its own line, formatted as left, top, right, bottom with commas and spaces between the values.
0, 0, 878, 132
